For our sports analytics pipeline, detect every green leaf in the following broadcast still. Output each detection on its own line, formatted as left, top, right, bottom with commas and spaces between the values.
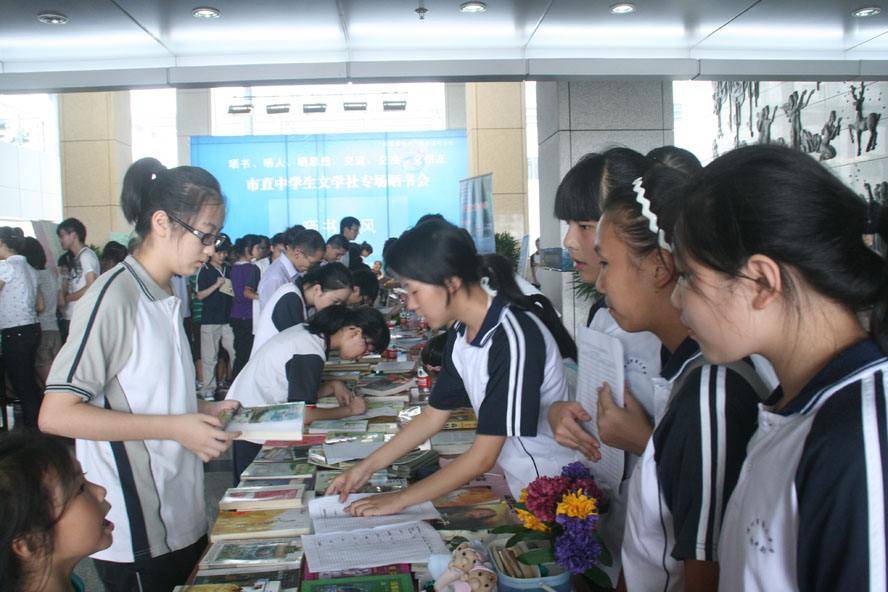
513, 502, 527, 511
597, 543, 613, 567
505, 531, 551, 548
517, 549, 555, 565
491, 525, 526, 534
583, 566, 613, 588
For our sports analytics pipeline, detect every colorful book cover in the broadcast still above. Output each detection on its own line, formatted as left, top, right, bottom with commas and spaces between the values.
194, 567, 299, 592
263, 435, 327, 447
241, 461, 316, 481
308, 419, 368, 434
430, 500, 517, 532
209, 508, 311, 542
301, 574, 414, 592
441, 407, 477, 430
200, 538, 303, 569
221, 402, 305, 441
356, 374, 416, 396
254, 445, 313, 463
218, 484, 306, 511
432, 486, 499, 508
303, 563, 411, 580
173, 585, 274, 592
236, 478, 305, 488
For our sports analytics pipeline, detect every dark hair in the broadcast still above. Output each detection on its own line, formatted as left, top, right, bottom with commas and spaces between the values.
56, 218, 86, 243
382, 238, 398, 264
271, 232, 287, 247
386, 219, 576, 360
299, 262, 352, 293
601, 163, 689, 274
421, 332, 448, 367
307, 305, 390, 353
554, 148, 649, 222
351, 267, 380, 303
101, 241, 128, 266
416, 213, 445, 226
0, 227, 25, 254
56, 252, 73, 269
235, 234, 261, 258
284, 228, 325, 254
359, 242, 373, 256
326, 234, 348, 250
340, 216, 361, 233
673, 144, 888, 350
0, 432, 82, 591
120, 157, 224, 238
646, 146, 703, 177
20, 237, 47, 270
290, 224, 306, 233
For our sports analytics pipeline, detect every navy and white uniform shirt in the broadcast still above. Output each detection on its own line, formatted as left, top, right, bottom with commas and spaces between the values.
719, 339, 888, 592
429, 297, 581, 497
622, 337, 769, 592
252, 282, 308, 355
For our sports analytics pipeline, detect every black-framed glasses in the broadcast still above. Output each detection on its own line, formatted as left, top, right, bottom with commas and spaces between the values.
166, 212, 225, 248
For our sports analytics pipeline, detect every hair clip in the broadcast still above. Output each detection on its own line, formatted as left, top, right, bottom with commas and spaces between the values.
479, 276, 498, 297
633, 177, 672, 253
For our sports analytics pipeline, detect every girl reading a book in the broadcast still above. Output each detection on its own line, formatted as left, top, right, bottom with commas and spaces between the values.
39, 157, 241, 592
594, 165, 770, 592
671, 145, 888, 591
227, 305, 391, 479
0, 432, 113, 592
328, 218, 581, 513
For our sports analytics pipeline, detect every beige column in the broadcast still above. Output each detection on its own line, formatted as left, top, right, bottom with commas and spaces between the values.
177, 88, 212, 166
465, 82, 528, 239
59, 91, 132, 246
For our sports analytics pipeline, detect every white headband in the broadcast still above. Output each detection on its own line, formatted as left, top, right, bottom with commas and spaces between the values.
632, 177, 672, 253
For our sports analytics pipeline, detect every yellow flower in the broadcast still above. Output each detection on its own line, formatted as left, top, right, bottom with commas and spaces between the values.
518, 488, 528, 504
516, 508, 549, 533
555, 491, 598, 519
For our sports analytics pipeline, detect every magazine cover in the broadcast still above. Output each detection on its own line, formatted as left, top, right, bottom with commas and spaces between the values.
301, 574, 414, 592
221, 402, 305, 441
356, 374, 416, 396
432, 486, 499, 508
218, 484, 306, 511
194, 567, 299, 592
307, 419, 368, 434
200, 538, 303, 569
240, 461, 316, 481
210, 508, 311, 541
430, 500, 516, 531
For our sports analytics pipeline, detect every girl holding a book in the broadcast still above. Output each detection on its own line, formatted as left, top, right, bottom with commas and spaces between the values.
328, 218, 581, 512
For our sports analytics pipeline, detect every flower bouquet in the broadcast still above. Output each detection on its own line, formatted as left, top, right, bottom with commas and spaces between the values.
491, 462, 612, 588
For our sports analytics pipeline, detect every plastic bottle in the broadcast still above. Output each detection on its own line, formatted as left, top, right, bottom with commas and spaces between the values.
417, 365, 431, 394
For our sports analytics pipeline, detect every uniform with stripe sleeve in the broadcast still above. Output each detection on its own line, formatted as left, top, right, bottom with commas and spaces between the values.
251, 282, 307, 355
429, 296, 581, 497
621, 337, 769, 592
718, 339, 888, 592
44, 256, 204, 563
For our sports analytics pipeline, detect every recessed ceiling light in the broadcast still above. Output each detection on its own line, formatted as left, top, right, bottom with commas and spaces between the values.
192, 6, 221, 19
610, 3, 637, 14
303, 103, 327, 113
266, 104, 290, 114
343, 102, 368, 111
460, 1, 487, 13
853, 6, 882, 17
37, 11, 69, 25
228, 104, 252, 114
383, 100, 407, 111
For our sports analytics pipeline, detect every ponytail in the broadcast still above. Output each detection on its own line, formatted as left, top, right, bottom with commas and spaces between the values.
298, 262, 352, 293
307, 305, 390, 353
479, 254, 577, 361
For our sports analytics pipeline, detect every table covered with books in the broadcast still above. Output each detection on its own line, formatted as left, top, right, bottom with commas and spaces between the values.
179, 317, 604, 592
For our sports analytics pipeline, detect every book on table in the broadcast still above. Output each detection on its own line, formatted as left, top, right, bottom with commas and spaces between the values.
220, 402, 305, 441
307, 419, 368, 434
252, 445, 312, 463
240, 461, 316, 481
303, 563, 411, 580
301, 574, 414, 592
218, 483, 306, 511
322, 432, 394, 464
199, 538, 303, 569
429, 429, 475, 455
356, 374, 416, 396
210, 507, 311, 542
441, 407, 477, 430
372, 360, 417, 374
193, 566, 300, 592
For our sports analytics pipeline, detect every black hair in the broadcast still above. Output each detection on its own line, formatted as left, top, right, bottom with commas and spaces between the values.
326, 234, 348, 250
271, 232, 287, 247
0, 227, 25, 254
340, 216, 361, 233
101, 241, 128, 266
554, 148, 649, 222
235, 235, 261, 258
673, 144, 888, 351
351, 267, 380, 303
283, 228, 325, 255
386, 219, 577, 360
299, 262, 353, 293
382, 237, 398, 264
20, 237, 47, 271
0, 432, 82, 592
359, 242, 373, 256
646, 146, 703, 177
120, 157, 225, 238
56, 218, 86, 243
56, 252, 73, 269
601, 163, 689, 274
421, 332, 448, 367
307, 305, 390, 353
290, 224, 306, 233
416, 213, 445, 226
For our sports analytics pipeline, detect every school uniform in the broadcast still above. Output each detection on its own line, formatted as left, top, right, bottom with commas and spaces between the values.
45, 256, 205, 590
252, 257, 271, 333
429, 296, 580, 497
0, 254, 42, 427
258, 255, 299, 312
197, 262, 234, 398
718, 339, 888, 592
64, 246, 100, 320
251, 282, 307, 355
621, 337, 769, 592
227, 322, 328, 480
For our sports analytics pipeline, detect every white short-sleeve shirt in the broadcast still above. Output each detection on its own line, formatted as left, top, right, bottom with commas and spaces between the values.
64, 246, 100, 320
0, 254, 39, 329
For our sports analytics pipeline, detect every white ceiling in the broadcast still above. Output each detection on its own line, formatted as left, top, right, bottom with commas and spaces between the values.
2, 0, 888, 92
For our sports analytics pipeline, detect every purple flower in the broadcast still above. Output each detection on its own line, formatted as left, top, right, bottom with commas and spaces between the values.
553, 516, 602, 574
561, 462, 592, 480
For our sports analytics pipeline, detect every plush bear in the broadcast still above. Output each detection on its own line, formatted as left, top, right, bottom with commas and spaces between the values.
433, 543, 485, 592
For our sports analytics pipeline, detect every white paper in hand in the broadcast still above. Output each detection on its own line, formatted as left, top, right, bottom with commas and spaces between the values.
576, 327, 625, 495
308, 493, 441, 533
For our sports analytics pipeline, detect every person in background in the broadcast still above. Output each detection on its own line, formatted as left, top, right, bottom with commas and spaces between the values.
251, 235, 270, 264
348, 267, 380, 307
170, 273, 199, 390
99, 241, 128, 274
528, 237, 541, 288
39, 157, 240, 592
196, 241, 234, 400
57, 218, 99, 340
55, 252, 72, 343
371, 260, 383, 280
257, 228, 325, 311
230, 237, 261, 377
324, 234, 348, 263
359, 241, 373, 259
0, 227, 43, 429
339, 216, 361, 268
21, 237, 60, 390
256, 232, 286, 275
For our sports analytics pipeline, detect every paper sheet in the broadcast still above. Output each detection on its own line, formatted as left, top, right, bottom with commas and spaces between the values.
302, 520, 448, 572
308, 493, 441, 533
576, 327, 626, 495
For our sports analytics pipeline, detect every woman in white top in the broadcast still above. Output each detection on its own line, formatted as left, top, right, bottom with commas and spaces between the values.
21, 237, 61, 388
0, 227, 43, 428
40, 157, 240, 592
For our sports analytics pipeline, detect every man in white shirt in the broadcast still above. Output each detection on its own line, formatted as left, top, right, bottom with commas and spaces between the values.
257, 228, 325, 312
57, 218, 100, 341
